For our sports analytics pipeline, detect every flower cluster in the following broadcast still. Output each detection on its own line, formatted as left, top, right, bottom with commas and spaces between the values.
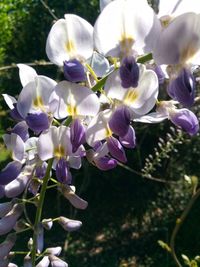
0, 0, 200, 265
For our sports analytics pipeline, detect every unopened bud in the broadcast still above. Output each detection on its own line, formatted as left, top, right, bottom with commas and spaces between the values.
58, 217, 82, 232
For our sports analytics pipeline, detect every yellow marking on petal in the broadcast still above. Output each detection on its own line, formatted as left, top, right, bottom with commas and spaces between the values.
65, 40, 76, 55
105, 125, 112, 138
67, 105, 77, 116
120, 35, 135, 56
54, 145, 65, 158
123, 89, 138, 105
160, 16, 172, 28
33, 96, 44, 109
180, 44, 199, 65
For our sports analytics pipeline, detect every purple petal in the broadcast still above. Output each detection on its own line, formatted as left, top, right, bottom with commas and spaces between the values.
167, 68, 195, 107
119, 126, 136, 148
70, 119, 86, 153
0, 201, 13, 218
26, 112, 49, 133
107, 136, 127, 163
10, 104, 24, 121
108, 106, 131, 137
37, 223, 44, 254
0, 161, 22, 186
63, 59, 86, 82
153, 65, 165, 84
35, 162, 47, 179
95, 156, 117, 170
56, 159, 72, 184
61, 186, 88, 210
11, 121, 29, 142
119, 56, 139, 88
170, 109, 199, 136
0, 186, 5, 199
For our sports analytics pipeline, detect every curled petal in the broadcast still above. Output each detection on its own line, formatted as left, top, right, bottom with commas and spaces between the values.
107, 136, 127, 163
169, 109, 199, 136
119, 126, 136, 148
42, 218, 53, 231
0, 161, 22, 186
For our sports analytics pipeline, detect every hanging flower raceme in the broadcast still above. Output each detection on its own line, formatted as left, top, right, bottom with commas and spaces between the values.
94, 0, 161, 58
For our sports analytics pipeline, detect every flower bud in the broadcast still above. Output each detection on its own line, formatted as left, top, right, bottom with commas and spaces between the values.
0, 203, 24, 235
36, 256, 50, 267
63, 59, 86, 82
23, 255, 32, 267
49, 255, 68, 267
0, 233, 16, 259
58, 217, 82, 232
169, 109, 199, 136
0, 201, 13, 218
0, 161, 22, 186
60, 186, 88, 210
37, 223, 44, 254
46, 246, 62, 256
42, 218, 53, 231
0, 258, 9, 267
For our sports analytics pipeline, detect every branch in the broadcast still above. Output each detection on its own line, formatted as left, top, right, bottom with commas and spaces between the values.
0, 61, 53, 72
40, 0, 58, 20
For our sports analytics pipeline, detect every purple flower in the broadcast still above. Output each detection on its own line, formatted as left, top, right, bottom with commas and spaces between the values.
11, 121, 29, 142
119, 126, 136, 148
170, 109, 199, 136
108, 106, 131, 137
63, 59, 86, 82
167, 68, 195, 107
95, 156, 117, 170
119, 56, 139, 88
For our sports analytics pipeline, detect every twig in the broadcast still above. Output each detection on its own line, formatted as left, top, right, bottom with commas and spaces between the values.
40, 0, 58, 20
117, 161, 176, 184
169, 188, 200, 267
0, 61, 53, 72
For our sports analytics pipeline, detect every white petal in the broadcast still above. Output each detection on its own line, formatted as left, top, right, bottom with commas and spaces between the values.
86, 109, 112, 147
2, 94, 17, 110
50, 81, 100, 119
134, 112, 168, 123
158, 0, 200, 19
94, 0, 161, 57
37, 129, 54, 161
153, 13, 200, 66
25, 137, 38, 161
46, 15, 93, 66
17, 76, 56, 118
87, 51, 110, 77
17, 64, 37, 87
100, 0, 113, 11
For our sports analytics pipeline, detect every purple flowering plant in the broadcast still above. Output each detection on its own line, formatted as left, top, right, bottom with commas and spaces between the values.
0, 0, 200, 266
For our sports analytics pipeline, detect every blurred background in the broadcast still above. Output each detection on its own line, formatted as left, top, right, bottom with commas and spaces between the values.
0, 1, 200, 266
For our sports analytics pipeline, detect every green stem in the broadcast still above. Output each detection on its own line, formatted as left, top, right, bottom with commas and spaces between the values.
169, 188, 200, 267
137, 53, 153, 63
31, 158, 53, 266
